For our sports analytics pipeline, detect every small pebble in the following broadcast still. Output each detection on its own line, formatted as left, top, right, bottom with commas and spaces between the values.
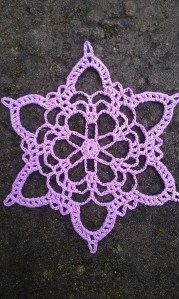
124, 0, 137, 17
77, 265, 85, 275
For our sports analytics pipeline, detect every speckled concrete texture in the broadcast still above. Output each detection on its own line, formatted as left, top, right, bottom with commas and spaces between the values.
0, 0, 179, 298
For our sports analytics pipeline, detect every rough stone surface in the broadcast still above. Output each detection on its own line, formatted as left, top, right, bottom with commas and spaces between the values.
0, 0, 178, 298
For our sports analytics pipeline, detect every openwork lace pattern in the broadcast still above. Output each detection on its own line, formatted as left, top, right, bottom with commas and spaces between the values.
1, 42, 179, 253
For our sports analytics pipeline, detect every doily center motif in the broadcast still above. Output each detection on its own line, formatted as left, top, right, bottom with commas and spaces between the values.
1, 41, 179, 253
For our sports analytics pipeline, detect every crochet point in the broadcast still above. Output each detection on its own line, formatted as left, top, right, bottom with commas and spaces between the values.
1, 97, 14, 108
83, 40, 94, 56
88, 240, 98, 254
4, 196, 15, 206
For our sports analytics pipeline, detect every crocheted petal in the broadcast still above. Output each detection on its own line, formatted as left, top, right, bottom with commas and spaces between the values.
65, 41, 112, 92
97, 112, 116, 136
68, 112, 86, 135
134, 92, 176, 136
3, 164, 50, 208
70, 204, 117, 253
68, 160, 86, 182
135, 161, 176, 205
1, 94, 54, 138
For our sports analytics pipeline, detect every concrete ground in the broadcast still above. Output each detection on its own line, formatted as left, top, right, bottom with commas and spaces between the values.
0, 0, 178, 298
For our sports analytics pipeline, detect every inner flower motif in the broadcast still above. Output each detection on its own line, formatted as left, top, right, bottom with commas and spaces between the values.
35, 96, 149, 200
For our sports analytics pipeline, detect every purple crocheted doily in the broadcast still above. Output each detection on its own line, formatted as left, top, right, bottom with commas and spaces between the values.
2, 41, 179, 253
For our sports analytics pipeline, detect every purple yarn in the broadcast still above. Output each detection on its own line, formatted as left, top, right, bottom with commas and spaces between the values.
1, 41, 179, 253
